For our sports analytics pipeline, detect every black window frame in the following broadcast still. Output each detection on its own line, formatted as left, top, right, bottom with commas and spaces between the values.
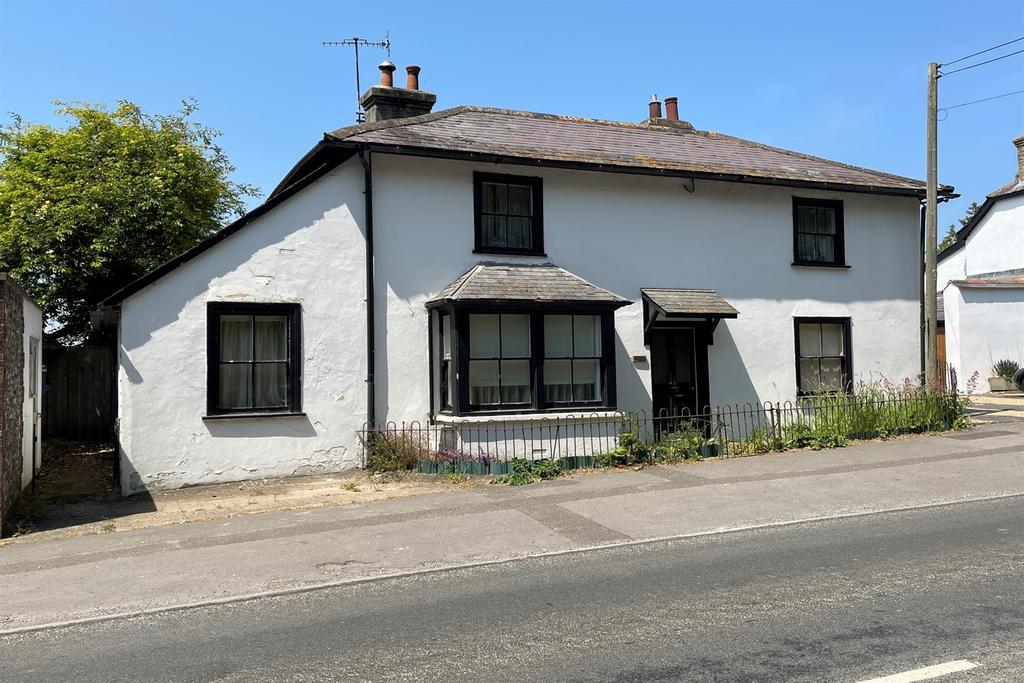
429, 304, 616, 416
793, 316, 852, 397
792, 197, 846, 267
206, 302, 302, 417
473, 172, 545, 256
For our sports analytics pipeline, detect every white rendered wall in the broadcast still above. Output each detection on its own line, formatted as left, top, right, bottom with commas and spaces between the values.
937, 247, 965, 290
944, 284, 1024, 392
119, 153, 922, 492
372, 155, 922, 424
20, 298, 42, 490
957, 194, 1024, 276
117, 163, 368, 493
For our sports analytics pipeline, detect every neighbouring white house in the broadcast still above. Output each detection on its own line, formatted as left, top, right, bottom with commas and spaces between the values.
937, 135, 1024, 393
0, 274, 43, 534
99, 63, 943, 494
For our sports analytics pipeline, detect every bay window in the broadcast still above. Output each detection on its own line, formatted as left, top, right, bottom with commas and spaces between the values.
430, 307, 616, 415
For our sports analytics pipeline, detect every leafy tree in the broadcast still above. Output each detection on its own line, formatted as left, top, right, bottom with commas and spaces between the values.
938, 201, 981, 252
0, 100, 258, 343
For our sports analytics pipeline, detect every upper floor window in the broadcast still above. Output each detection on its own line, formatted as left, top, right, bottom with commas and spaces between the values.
474, 173, 544, 255
793, 197, 845, 267
207, 303, 302, 415
795, 317, 851, 395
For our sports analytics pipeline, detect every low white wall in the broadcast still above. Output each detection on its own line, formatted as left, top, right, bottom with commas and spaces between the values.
944, 283, 1024, 392
20, 298, 42, 491
118, 163, 368, 493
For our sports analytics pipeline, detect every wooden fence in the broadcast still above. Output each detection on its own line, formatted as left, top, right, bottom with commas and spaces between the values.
42, 346, 115, 440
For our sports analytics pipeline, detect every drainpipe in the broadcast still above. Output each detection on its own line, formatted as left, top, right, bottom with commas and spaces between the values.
360, 148, 376, 427
919, 199, 926, 382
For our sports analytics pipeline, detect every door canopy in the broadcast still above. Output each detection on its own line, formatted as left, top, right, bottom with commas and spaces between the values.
641, 288, 739, 344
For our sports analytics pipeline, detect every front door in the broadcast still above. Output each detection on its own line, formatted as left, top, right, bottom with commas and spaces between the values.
651, 328, 699, 418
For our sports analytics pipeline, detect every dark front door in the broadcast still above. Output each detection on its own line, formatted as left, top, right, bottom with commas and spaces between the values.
651, 328, 699, 418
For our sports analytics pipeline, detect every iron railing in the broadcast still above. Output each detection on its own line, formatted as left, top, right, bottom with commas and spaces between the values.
358, 387, 966, 473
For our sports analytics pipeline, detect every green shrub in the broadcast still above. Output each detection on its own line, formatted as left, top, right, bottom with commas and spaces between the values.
492, 458, 564, 486
655, 426, 706, 462
738, 427, 786, 454
598, 421, 652, 468
993, 359, 1020, 380
365, 431, 430, 473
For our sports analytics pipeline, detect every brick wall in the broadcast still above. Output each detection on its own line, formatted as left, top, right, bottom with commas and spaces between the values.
0, 278, 26, 535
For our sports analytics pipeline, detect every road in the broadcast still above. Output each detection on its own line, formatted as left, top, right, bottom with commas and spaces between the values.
3, 496, 1024, 682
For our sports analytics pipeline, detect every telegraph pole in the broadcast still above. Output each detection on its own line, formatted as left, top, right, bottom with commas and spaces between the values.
924, 62, 939, 385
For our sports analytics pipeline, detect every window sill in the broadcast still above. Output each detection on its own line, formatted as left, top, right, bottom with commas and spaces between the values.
472, 249, 547, 257
791, 262, 851, 270
203, 411, 307, 420
434, 409, 621, 425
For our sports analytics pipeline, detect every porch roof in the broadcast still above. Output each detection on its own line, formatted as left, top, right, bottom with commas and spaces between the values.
641, 288, 739, 319
426, 262, 630, 308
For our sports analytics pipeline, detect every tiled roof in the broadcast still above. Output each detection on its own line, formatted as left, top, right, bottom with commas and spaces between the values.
426, 262, 629, 307
642, 288, 739, 317
329, 106, 928, 195
949, 267, 1024, 288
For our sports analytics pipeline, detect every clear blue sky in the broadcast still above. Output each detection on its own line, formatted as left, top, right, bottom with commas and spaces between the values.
2, 0, 1023, 231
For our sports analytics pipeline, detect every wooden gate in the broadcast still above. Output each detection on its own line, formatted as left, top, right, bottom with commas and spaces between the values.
42, 346, 115, 440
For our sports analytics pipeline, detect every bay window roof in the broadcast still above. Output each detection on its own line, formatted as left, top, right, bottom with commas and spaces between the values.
426, 262, 630, 309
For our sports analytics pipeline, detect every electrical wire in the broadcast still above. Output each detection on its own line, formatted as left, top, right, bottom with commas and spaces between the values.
940, 35, 1024, 67
939, 89, 1024, 112
940, 47, 1024, 75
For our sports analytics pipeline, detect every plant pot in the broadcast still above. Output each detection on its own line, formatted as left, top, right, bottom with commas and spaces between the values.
700, 443, 721, 458
989, 376, 1014, 392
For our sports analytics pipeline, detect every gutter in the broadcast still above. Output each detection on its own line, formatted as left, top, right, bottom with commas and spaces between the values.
919, 201, 926, 380
359, 148, 376, 428
332, 141, 949, 200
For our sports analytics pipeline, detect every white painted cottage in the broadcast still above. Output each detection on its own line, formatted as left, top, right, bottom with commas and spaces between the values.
937, 135, 1024, 392
100, 63, 942, 493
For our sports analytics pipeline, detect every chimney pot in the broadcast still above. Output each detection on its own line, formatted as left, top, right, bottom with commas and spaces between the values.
406, 65, 421, 90
648, 94, 662, 119
665, 96, 679, 121
378, 60, 397, 87
1014, 134, 1024, 181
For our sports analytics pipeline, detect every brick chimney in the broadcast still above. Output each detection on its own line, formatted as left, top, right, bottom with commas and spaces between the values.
648, 95, 662, 119
664, 96, 679, 121
359, 61, 437, 123
1015, 135, 1024, 181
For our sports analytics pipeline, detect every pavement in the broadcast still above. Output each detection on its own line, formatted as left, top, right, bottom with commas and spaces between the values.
3, 495, 1023, 681
969, 391, 1024, 420
2, 420, 1024, 636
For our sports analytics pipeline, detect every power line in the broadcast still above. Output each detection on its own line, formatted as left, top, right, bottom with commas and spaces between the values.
941, 47, 1024, 75
940, 88, 1024, 112
940, 35, 1024, 67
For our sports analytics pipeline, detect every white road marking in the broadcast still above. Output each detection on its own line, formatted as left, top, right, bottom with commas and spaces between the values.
855, 659, 979, 683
